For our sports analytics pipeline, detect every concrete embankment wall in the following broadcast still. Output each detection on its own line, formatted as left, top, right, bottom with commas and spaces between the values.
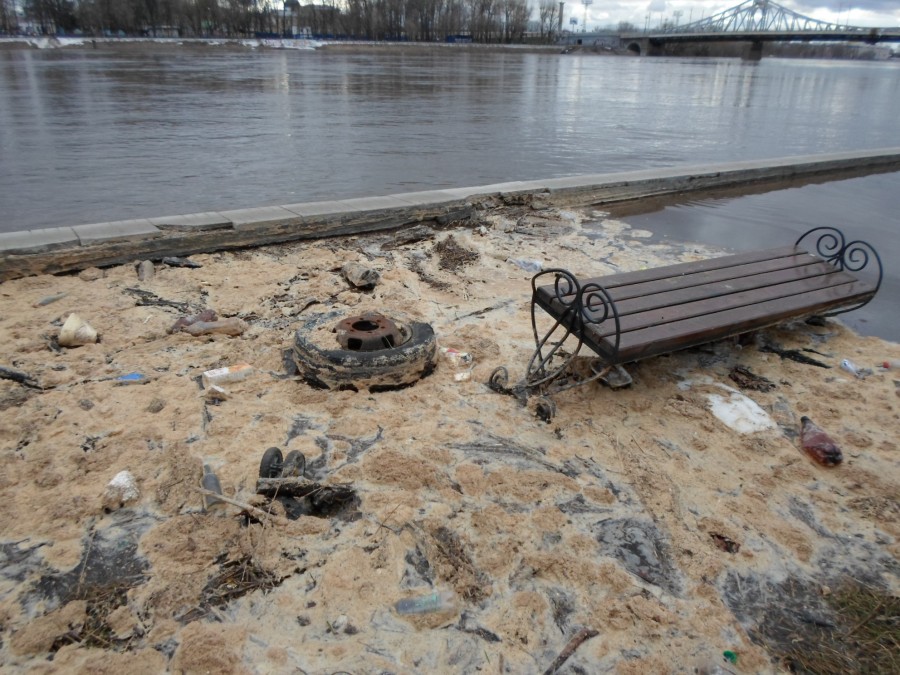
2, 148, 899, 281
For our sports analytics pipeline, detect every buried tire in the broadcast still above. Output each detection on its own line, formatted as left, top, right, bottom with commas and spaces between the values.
293, 310, 437, 391
259, 447, 284, 479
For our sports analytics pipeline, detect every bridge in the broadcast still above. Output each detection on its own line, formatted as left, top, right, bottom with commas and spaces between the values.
619, 0, 900, 60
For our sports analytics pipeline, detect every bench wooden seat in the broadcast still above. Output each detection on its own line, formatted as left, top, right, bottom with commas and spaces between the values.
488, 227, 882, 411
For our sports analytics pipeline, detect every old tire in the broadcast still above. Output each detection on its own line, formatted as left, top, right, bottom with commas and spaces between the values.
259, 447, 284, 479
281, 450, 306, 478
293, 310, 437, 391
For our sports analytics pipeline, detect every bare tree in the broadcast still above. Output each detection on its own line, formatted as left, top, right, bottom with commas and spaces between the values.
537, 0, 558, 42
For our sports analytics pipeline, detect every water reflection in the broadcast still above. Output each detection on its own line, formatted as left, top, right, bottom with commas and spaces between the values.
615, 172, 900, 340
0, 49, 898, 236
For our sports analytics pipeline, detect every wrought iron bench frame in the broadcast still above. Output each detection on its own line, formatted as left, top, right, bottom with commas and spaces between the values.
488, 226, 882, 419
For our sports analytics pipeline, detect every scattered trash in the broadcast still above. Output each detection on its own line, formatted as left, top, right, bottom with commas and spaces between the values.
180, 317, 247, 337
202, 385, 229, 403
136, 260, 155, 281
759, 341, 830, 368
710, 533, 741, 554
201, 364, 254, 388
293, 310, 436, 391
32, 292, 67, 307
162, 256, 202, 268
840, 358, 872, 379
168, 309, 217, 334
58, 313, 98, 347
115, 373, 149, 386
799, 416, 843, 467
0, 365, 41, 389
342, 262, 380, 289
201, 464, 224, 511
506, 257, 543, 274
327, 614, 348, 633
728, 365, 776, 392
124, 287, 190, 312
706, 388, 776, 434
593, 362, 633, 389
394, 590, 455, 615
102, 470, 140, 511
440, 347, 473, 368
880, 358, 900, 369
723, 650, 738, 665
255, 446, 358, 519
441, 347, 474, 381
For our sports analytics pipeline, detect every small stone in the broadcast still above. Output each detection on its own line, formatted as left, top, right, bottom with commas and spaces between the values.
137, 260, 155, 281
146, 398, 166, 413
342, 262, 380, 289
102, 470, 140, 511
78, 267, 104, 282
78, 399, 94, 411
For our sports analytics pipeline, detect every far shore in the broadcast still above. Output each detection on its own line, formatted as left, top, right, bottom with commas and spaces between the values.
0, 35, 567, 54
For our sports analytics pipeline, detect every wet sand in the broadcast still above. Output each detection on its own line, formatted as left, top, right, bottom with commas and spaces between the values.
0, 202, 897, 673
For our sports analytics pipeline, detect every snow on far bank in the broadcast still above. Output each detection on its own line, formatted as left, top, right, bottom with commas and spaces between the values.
0, 36, 322, 50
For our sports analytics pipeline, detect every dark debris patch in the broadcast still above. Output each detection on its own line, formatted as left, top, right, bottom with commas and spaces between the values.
434, 235, 479, 272
722, 571, 899, 674
594, 518, 681, 596
32, 514, 154, 652
179, 555, 294, 624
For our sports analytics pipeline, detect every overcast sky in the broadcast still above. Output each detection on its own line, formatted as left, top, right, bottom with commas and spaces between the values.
567, 0, 900, 31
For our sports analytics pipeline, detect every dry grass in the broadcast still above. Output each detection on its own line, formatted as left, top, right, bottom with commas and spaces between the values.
778, 583, 899, 674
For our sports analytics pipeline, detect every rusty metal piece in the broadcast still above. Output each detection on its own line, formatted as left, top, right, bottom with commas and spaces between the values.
334, 312, 403, 352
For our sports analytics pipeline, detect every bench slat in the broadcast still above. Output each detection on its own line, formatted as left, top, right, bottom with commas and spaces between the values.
580, 253, 824, 301
612, 280, 875, 361
537, 258, 841, 321
590, 269, 860, 338
568, 245, 803, 289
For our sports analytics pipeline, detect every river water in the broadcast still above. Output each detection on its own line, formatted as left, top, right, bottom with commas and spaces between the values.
0, 45, 898, 338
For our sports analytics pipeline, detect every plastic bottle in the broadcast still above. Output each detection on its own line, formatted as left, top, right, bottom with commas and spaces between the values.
201, 464, 224, 510
394, 590, 455, 615
440, 347, 474, 382
880, 358, 900, 369
799, 417, 843, 467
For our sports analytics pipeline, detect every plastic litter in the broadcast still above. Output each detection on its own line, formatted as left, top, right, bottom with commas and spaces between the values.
136, 260, 155, 281
799, 416, 843, 467
33, 292, 67, 307
201, 464, 224, 511
880, 358, 900, 369
723, 650, 738, 665
201, 364, 254, 388
58, 313, 98, 347
102, 470, 140, 511
840, 358, 872, 379
506, 258, 543, 274
115, 373, 149, 386
394, 590, 455, 615
440, 347, 474, 382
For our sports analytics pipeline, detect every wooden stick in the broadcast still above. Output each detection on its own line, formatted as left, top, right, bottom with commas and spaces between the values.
542, 627, 599, 675
195, 488, 290, 526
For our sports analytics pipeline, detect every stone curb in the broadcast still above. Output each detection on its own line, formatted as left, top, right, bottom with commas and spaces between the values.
1, 148, 899, 281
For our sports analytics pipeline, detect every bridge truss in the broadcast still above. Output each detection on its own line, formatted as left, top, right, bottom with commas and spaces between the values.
661, 0, 874, 35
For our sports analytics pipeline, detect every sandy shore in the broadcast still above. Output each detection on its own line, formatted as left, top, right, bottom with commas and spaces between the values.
0, 202, 897, 673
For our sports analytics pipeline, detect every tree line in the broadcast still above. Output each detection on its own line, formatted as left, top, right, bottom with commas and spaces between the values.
1, 0, 565, 43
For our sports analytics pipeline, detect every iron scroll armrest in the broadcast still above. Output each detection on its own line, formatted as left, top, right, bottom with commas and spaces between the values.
794, 226, 883, 316
523, 269, 622, 390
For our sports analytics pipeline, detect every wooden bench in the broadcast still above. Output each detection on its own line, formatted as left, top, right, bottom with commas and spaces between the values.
489, 227, 882, 416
